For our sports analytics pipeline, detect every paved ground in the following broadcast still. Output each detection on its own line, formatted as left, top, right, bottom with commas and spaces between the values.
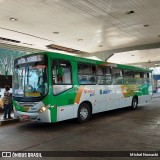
0, 96, 160, 160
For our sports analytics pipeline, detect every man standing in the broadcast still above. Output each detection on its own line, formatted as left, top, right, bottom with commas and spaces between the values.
3, 85, 12, 120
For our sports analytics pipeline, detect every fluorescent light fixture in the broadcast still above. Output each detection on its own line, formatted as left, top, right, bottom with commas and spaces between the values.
78, 39, 83, 41
10, 18, 17, 21
144, 24, 149, 27
53, 32, 59, 34
126, 10, 134, 14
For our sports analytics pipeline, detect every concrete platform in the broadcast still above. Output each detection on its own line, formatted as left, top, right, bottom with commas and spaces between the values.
152, 93, 160, 98
0, 113, 20, 126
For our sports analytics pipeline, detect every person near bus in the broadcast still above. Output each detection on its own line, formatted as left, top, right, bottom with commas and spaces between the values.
3, 85, 13, 120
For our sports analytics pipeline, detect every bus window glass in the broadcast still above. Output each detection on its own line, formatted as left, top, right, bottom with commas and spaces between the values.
97, 66, 111, 85
143, 72, 150, 84
123, 70, 134, 77
123, 70, 134, 84
78, 64, 96, 84
140, 72, 144, 78
112, 68, 123, 85
52, 60, 72, 95
143, 73, 148, 78
13, 64, 48, 97
134, 72, 140, 78
134, 71, 141, 84
112, 68, 122, 77
139, 72, 145, 83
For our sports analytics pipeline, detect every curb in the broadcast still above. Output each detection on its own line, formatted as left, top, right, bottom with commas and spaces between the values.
0, 118, 20, 126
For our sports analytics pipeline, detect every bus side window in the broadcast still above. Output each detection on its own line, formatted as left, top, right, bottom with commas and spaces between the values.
52, 66, 58, 84
143, 72, 150, 84
134, 72, 141, 84
140, 72, 145, 84
112, 67, 123, 85
52, 60, 72, 95
97, 66, 111, 85
123, 70, 134, 84
78, 63, 96, 85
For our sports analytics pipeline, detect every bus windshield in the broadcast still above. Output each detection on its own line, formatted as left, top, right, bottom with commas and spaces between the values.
13, 64, 48, 97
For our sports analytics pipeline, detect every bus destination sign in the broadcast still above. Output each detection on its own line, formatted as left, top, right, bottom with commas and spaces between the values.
17, 55, 44, 65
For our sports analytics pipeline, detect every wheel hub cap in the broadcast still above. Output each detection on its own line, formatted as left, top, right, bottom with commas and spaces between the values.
80, 108, 88, 120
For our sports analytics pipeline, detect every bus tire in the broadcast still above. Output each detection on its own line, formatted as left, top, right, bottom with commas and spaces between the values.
131, 97, 138, 110
77, 102, 91, 123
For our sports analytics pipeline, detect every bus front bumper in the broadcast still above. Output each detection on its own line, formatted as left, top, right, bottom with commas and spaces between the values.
14, 108, 51, 123
15, 110, 39, 121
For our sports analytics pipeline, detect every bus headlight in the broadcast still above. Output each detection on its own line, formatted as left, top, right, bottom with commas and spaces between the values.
39, 106, 47, 113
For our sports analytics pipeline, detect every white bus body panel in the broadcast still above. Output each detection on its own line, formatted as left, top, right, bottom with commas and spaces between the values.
57, 84, 152, 122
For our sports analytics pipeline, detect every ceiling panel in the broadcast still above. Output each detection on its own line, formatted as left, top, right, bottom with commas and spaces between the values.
0, 0, 159, 63
107, 48, 160, 64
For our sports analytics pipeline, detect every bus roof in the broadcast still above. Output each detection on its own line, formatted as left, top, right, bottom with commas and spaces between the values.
45, 51, 151, 72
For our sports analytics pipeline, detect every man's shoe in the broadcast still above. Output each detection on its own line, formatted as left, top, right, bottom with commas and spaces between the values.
8, 116, 13, 119
3, 117, 7, 120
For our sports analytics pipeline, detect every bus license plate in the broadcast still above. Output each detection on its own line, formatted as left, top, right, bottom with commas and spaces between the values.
22, 115, 29, 119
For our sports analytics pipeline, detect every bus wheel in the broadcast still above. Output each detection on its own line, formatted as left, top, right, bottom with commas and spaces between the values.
78, 103, 91, 123
131, 97, 138, 110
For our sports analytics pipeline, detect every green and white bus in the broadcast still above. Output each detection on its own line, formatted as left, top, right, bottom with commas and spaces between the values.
13, 52, 152, 123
